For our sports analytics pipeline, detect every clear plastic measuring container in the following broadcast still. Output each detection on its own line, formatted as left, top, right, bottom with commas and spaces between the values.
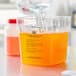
18, 16, 71, 66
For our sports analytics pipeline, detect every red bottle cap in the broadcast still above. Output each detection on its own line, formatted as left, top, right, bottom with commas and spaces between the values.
8, 19, 17, 24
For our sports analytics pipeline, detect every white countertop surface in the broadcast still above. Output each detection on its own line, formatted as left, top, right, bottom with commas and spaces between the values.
0, 47, 76, 76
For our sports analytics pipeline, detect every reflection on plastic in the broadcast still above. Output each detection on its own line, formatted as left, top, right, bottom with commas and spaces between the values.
6, 57, 21, 76
21, 63, 67, 76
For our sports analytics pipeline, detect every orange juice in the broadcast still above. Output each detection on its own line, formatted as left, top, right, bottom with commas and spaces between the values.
20, 32, 68, 66
7, 37, 20, 56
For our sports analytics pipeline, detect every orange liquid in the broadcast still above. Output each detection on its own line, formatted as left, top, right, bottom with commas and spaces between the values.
7, 37, 20, 56
20, 32, 68, 66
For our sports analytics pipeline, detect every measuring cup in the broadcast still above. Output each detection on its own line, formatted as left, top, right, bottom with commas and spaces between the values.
18, 16, 71, 66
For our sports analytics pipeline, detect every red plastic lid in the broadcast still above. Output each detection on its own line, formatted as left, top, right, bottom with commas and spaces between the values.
8, 19, 17, 24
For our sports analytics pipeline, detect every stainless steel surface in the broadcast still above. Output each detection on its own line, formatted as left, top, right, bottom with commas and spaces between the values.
0, 0, 9, 3
0, 0, 16, 9
0, 4, 16, 9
